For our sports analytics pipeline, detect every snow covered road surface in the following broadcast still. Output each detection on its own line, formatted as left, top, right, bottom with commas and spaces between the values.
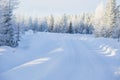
0, 32, 120, 80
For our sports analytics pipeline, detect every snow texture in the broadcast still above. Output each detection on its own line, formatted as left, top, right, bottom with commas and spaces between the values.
0, 31, 120, 80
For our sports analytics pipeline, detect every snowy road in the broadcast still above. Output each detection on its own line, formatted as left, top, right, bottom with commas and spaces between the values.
0, 32, 120, 80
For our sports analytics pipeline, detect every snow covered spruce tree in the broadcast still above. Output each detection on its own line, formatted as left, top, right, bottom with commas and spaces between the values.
28, 17, 34, 31
39, 17, 48, 32
104, 0, 116, 38
47, 15, 54, 32
58, 14, 68, 33
0, 0, 3, 25
113, 5, 120, 41
0, 0, 5, 45
83, 13, 94, 34
0, 0, 19, 47
94, 2, 106, 37
32, 17, 39, 33
94, 0, 117, 38
68, 22, 73, 33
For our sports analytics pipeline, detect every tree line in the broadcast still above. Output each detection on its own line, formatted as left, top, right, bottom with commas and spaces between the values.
0, 0, 120, 47
16, 13, 94, 34
17, 0, 120, 39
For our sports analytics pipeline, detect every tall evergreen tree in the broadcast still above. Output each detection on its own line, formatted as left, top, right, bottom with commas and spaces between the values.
105, 0, 116, 37
68, 22, 73, 33
94, 2, 106, 37
113, 5, 120, 41
47, 15, 54, 32
0, 0, 18, 47
60, 14, 68, 33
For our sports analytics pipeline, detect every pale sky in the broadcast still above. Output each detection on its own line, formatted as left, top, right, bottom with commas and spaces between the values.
15, 0, 120, 17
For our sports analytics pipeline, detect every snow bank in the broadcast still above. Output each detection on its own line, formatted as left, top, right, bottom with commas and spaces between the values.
0, 32, 120, 80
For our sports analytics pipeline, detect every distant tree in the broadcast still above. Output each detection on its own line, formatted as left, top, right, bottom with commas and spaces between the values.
28, 17, 33, 30
39, 17, 48, 32
53, 17, 61, 33
47, 15, 54, 32
59, 14, 68, 33
33, 18, 39, 33
16, 23, 20, 41
68, 22, 73, 33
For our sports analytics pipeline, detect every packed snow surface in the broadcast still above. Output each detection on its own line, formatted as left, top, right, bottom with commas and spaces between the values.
0, 31, 120, 80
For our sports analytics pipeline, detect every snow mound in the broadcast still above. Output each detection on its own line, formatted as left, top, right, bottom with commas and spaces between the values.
25, 30, 34, 36
49, 47, 64, 54
10, 57, 50, 71
115, 67, 120, 76
99, 45, 118, 57
0, 32, 120, 80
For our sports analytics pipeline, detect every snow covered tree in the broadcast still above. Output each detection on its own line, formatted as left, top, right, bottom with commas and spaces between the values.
59, 14, 68, 33
68, 22, 73, 33
94, 0, 117, 38
16, 23, 20, 41
72, 15, 78, 33
32, 18, 39, 33
83, 13, 94, 34
94, 2, 106, 37
0, 0, 3, 27
15, 14, 27, 32
47, 15, 54, 32
113, 5, 120, 41
53, 16, 61, 32
39, 17, 48, 32
28, 17, 34, 30
0, 0, 19, 47
105, 0, 116, 37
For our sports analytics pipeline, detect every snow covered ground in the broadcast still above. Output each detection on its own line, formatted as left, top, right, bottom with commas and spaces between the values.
0, 31, 120, 80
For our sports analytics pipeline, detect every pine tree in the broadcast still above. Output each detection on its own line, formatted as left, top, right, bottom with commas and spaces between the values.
28, 17, 33, 30
0, 0, 18, 47
39, 17, 48, 32
16, 23, 20, 41
105, 0, 116, 37
33, 17, 39, 33
60, 14, 68, 33
68, 22, 73, 33
94, 2, 106, 37
47, 15, 54, 32
114, 5, 120, 41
